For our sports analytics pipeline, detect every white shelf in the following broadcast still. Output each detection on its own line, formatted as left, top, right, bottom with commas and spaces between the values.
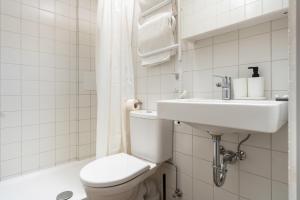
182, 8, 288, 41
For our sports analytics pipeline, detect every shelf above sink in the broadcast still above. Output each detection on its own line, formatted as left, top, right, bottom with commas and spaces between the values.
157, 99, 288, 135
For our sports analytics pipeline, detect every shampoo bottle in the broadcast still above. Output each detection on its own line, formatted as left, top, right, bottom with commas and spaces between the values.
248, 66, 264, 98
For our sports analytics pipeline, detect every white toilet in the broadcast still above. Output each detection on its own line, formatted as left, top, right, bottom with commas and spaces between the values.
80, 110, 173, 200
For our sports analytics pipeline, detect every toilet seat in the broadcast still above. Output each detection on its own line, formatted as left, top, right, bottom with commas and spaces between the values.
80, 153, 155, 188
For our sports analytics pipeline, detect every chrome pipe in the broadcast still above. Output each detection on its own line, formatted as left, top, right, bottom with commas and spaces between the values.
211, 134, 251, 187
212, 135, 226, 187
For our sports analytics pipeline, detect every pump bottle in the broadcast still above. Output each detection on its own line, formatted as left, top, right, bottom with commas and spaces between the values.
248, 66, 264, 98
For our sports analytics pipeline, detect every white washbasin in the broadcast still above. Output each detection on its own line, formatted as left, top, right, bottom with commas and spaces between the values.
157, 99, 288, 134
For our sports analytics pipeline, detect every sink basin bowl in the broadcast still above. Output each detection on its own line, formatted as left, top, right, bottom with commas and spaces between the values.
157, 99, 288, 135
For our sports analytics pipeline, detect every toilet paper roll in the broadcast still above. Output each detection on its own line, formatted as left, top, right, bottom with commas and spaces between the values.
233, 78, 248, 99
126, 99, 142, 111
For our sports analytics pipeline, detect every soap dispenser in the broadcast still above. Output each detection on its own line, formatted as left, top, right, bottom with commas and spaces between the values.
248, 66, 264, 98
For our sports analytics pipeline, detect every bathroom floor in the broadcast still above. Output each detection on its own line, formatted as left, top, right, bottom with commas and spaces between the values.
0, 159, 93, 200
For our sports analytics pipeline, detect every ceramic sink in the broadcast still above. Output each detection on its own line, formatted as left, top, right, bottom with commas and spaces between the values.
157, 99, 288, 135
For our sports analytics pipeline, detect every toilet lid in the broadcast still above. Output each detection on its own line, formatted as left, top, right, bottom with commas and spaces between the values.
80, 153, 151, 188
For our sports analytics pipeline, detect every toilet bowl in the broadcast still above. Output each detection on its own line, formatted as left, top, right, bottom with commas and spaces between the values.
80, 153, 158, 200
80, 110, 173, 200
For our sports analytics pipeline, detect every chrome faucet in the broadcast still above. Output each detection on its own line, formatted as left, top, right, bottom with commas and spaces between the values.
214, 75, 232, 100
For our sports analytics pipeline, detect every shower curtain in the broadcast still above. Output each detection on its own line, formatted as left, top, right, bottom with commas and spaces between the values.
96, 0, 135, 157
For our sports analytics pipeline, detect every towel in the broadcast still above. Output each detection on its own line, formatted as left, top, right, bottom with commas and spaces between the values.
138, 12, 176, 66
139, 0, 166, 13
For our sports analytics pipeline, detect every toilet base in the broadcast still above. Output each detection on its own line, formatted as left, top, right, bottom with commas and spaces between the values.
85, 185, 139, 200
84, 179, 160, 200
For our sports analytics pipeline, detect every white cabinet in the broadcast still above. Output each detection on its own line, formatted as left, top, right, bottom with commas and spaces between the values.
181, 0, 288, 40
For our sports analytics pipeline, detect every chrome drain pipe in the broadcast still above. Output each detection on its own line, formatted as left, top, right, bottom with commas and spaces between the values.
212, 134, 251, 187
212, 135, 226, 187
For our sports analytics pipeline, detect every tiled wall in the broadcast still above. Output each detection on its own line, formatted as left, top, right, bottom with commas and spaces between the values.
77, 0, 97, 161
0, 0, 97, 180
181, 0, 289, 39
133, 6, 289, 199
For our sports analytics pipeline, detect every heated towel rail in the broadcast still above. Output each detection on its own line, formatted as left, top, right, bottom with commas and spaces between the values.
138, 0, 181, 61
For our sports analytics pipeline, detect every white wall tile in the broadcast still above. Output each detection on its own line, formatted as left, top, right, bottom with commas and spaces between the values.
272, 29, 288, 60
40, 0, 55, 12
193, 69, 213, 93
22, 140, 39, 156
21, 20, 39, 37
22, 110, 39, 126
193, 179, 213, 200
214, 187, 239, 200
39, 137, 55, 152
174, 122, 193, 134
174, 152, 193, 177
193, 136, 213, 161
1, 96, 21, 111
1, 31, 21, 48
147, 76, 161, 94
240, 146, 271, 178
193, 157, 213, 184
1, 48, 21, 64
194, 46, 213, 70
1, 127, 21, 144
272, 124, 288, 152
22, 154, 39, 172
214, 41, 238, 67
22, 0, 39, 8
1, 15, 21, 32
22, 81, 39, 95
22, 66, 39, 81
175, 132, 193, 155
22, 5, 39, 21
263, 0, 283, 14
177, 173, 193, 200
22, 96, 39, 110
22, 125, 39, 141
1, 0, 21, 18
272, 151, 288, 183
245, 0, 262, 19
272, 59, 289, 90
272, 181, 288, 200
239, 132, 271, 149
56, 147, 69, 163
39, 151, 55, 168
239, 33, 271, 64
1, 111, 21, 128
1, 143, 21, 161
1, 158, 21, 178
22, 35, 39, 51
1, 63, 21, 79
240, 172, 271, 200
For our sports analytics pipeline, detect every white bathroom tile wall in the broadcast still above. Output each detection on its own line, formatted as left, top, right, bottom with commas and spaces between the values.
133, 0, 288, 197
0, 0, 97, 180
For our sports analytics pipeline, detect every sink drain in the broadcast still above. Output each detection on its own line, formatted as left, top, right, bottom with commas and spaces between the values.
56, 191, 73, 200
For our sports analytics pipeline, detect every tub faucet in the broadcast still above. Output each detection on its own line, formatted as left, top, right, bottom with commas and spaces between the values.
214, 75, 232, 100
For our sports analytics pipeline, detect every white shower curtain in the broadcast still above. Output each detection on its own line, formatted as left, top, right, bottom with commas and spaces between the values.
96, 0, 135, 158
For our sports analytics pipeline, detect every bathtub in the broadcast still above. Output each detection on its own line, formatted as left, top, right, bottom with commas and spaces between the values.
0, 158, 93, 200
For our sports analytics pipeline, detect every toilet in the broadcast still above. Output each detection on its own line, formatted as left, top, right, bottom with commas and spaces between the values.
80, 110, 173, 200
